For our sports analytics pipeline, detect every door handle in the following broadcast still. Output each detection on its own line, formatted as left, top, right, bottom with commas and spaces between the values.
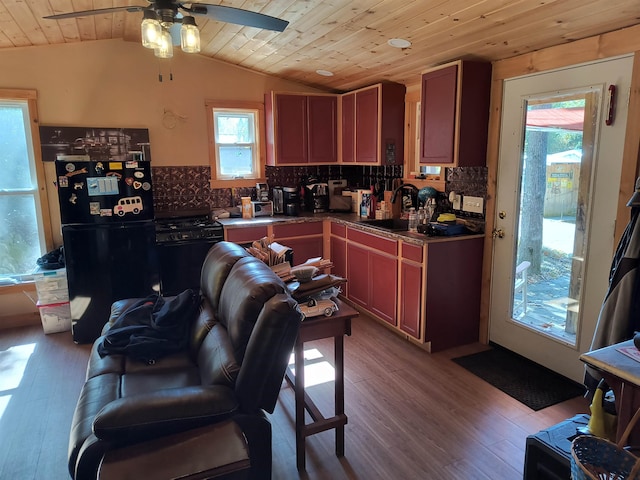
492, 228, 505, 239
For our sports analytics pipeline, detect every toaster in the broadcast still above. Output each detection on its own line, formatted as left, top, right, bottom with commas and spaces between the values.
251, 201, 273, 217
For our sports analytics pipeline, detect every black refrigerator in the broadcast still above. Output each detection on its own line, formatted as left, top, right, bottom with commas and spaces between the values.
56, 158, 159, 344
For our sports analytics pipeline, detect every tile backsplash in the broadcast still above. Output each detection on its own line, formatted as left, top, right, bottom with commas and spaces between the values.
152, 164, 487, 219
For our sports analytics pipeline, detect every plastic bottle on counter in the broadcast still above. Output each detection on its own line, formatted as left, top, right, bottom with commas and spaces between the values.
417, 206, 425, 225
408, 207, 418, 232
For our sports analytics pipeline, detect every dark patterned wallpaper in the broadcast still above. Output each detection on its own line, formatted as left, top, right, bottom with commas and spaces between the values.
152, 164, 488, 219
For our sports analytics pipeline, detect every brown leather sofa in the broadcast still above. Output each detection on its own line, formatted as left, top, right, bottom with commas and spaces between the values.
67, 241, 303, 480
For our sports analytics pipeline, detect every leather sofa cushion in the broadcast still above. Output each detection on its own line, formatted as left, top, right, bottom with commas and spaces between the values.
121, 368, 200, 397
86, 338, 124, 379
197, 323, 240, 387
68, 373, 120, 475
218, 256, 287, 363
200, 242, 249, 315
93, 385, 239, 442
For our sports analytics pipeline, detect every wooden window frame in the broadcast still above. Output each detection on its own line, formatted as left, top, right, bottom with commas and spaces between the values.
206, 99, 266, 188
0, 89, 53, 289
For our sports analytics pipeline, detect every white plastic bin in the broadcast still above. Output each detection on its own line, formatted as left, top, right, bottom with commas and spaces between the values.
36, 300, 71, 334
33, 268, 69, 303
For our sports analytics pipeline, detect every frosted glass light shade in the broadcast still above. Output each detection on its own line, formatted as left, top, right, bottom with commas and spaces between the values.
180, 17, 200, 53
141, 11, 161, 49
154, 29, 173, 58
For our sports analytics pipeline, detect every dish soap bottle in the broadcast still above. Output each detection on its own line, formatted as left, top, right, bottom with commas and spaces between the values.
408, 207, 418, 233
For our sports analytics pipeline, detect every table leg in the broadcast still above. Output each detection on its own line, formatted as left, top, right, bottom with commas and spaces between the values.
295, 339, 306, 470
335, 334, 345, 457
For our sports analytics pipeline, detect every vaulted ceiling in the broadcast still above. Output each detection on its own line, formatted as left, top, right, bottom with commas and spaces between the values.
4, 1, 640, 92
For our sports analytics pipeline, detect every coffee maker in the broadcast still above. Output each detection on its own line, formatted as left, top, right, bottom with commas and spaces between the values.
304, 182, 329, 213
282, 186, 300, 216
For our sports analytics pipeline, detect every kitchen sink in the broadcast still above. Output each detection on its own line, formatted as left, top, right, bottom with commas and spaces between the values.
358, 218, 409, 232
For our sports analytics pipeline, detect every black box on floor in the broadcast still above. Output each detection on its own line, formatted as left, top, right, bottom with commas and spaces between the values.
523, 414, 589, 480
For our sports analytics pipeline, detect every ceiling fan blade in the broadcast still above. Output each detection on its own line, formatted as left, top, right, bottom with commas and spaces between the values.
44, 6, 146, 20
188, 4, 288, 32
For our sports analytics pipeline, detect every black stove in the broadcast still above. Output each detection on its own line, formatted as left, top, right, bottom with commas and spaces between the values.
154, 209, 225, 296
155, 209, 224, 244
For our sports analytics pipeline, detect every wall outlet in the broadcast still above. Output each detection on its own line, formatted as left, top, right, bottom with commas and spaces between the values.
462, 196, 484, 214
452, 194, 461, 210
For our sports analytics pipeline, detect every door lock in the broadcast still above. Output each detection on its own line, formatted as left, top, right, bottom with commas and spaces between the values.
498, 211, 506, 219
492, 228, 505, 239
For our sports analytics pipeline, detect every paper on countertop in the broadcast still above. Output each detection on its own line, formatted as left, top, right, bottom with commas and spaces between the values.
617, 346, 640, 363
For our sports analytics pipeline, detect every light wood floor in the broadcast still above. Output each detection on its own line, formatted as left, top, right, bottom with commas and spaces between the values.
0, 314, 589, 479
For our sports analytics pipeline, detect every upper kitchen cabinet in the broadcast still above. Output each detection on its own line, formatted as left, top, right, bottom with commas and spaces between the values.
420, 60, 491, 167
265, 92, 338, 166
341, 82, 406, 165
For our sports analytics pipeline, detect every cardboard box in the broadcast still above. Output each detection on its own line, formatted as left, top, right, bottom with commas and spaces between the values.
36, 300, 71, 334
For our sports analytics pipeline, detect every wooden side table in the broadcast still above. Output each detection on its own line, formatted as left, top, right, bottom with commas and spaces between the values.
580, 340, 640, 444
284, 298, 358, 470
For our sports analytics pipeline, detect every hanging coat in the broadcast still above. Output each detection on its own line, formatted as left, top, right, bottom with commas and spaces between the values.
585, 206, 640, 391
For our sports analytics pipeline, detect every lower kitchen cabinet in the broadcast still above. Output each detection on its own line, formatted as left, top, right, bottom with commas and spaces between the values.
424, 237, 483, 351
399, 242, 424, 339
273, 221, 324, 265
329, 222, 348, 294
369, 253, 398, 325
346, 227, 398, 326
225, 225, 268, 244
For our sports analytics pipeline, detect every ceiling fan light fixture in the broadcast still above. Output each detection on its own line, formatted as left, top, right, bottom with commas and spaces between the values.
141, 9, 162, 49
180, 16, 201, 53
154, 28, 174, 59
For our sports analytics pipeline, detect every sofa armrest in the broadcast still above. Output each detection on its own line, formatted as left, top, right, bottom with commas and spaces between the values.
93, 385, 239, 442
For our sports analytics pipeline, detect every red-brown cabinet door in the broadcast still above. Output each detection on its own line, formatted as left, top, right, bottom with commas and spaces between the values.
276, 94, 308, 164
308, 95, 337, 163
330, 235, 347, 278
341, 93, 355, 163
283, 236, 323, 266
346, 243, 369, 308
400, 260, 422, 338
355, 87, 379, 163
369, 252, 397, 326
420, 64, 457, 165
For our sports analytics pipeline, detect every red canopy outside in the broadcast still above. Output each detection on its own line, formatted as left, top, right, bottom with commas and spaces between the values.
526, 107, 584, 131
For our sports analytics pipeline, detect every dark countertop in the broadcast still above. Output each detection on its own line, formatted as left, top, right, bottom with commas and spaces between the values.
217, 212, 485, 246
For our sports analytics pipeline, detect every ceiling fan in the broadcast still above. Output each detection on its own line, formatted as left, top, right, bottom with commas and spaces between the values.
44, 1, 289, 58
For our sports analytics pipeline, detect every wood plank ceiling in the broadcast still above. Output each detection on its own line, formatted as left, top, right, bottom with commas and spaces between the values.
3, 1, 640, 92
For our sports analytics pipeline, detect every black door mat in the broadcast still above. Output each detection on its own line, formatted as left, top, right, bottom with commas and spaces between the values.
452, 347, 586, 411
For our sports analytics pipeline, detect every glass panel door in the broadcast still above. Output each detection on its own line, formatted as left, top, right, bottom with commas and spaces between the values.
511, 93, 597, 346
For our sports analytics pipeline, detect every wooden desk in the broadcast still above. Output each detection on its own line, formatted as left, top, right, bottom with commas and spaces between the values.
284, 298, 358, 470
580, 340, 640, 443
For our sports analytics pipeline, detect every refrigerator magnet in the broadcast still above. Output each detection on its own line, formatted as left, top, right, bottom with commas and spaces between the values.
89, 202, 100, 215
58, 176, 69, 188
73, 182, 84, 190
134, 171, 144, 179
142, 182, 151, 191
126, 161, 139, 169
133, 181, 142, 189
100, 209, 113, 217
65, 162, 76, 173
125, 177, 134, 186
95, 162, 104, 174
109, 162, 123, 170
69, 193, 78, 205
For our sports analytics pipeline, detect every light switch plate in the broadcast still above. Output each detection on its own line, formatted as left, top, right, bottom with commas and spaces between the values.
462, 196, 484, 214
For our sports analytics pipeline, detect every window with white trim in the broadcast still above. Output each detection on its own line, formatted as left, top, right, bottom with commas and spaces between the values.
0, 92, 51, 280
206, 101, 264, 184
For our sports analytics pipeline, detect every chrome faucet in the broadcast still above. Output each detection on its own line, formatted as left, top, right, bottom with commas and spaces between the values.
390, 183, 419, 207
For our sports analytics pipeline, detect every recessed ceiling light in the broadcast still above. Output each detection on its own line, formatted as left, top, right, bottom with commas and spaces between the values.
388, 38, 411, 49
316, 69, 334, 77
